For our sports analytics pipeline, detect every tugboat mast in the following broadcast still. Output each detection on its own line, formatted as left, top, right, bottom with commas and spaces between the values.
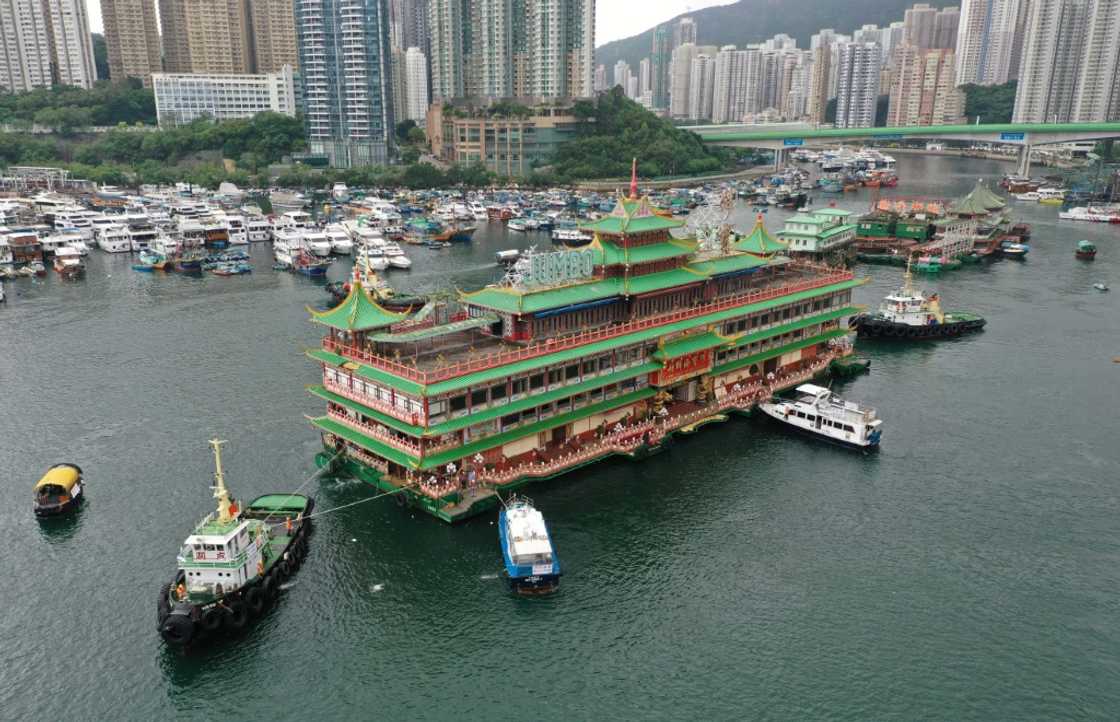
209, 438, 234, 522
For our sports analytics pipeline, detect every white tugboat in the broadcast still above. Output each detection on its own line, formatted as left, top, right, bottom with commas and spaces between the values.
850, 260, 985, 340
157, 439, 313, 647
758, 384, 883, 450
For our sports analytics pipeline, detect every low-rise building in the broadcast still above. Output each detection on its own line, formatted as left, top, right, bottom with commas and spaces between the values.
152, 66, 298, 128
426, 102, 582, 177
776, 209, 858, 256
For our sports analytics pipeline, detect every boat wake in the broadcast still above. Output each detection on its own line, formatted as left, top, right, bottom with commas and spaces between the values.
479, 573, 500, 581
369, 583, 385, 593
279, 581, 297, 591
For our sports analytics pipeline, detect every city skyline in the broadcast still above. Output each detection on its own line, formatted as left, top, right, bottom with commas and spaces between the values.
81, 0, 735, 46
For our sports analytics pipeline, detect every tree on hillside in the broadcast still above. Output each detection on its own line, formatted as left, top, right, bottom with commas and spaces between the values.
961, 82, 1017, 124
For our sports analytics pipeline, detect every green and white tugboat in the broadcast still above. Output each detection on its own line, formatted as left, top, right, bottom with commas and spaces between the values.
158, 439, 313, 647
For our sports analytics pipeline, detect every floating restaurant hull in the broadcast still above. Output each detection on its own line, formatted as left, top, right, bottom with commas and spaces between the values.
307, 191, 866, 523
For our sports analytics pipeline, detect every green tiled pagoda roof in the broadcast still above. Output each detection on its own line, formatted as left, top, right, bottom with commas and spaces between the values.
690, 253, 777, 276
369, 314, 499, 343
462, 277, 623, 314
653, 331, 730, 360
590, 237, 697, 266
310, 388, 657, 469
624, 266, 709, 295
735, 217, 788, 255
579, 193, 684, 236
308, 281, 408, 332
950, 181, 1006, 216
581, 214, 683, 235
310, 278, 867, 397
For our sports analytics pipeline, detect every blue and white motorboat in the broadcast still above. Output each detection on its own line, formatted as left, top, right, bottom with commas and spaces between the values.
499, 497, 561, 595
758, 384, 883, 450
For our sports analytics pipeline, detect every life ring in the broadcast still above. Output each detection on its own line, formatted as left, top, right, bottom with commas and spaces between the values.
224, 602, 249, 630
200, 607, 223, 633
244, 586, 265, 615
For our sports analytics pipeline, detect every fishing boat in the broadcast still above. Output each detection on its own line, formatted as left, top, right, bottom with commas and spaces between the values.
1000, 240, 1029, 259
1075, 240, 1097, 260
448, 225, 476, 242
33, 463, 84, 517
52, 246, 85, 278
850, 261, 985, 340
157, 440, 312, 647
758, 384, 883, 450
499, 497, 561, 595
292, 250, 331, 277
211, 261, 252, 276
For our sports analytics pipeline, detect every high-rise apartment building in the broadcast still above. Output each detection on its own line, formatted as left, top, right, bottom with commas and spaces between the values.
639, 57, 651, 98
934, 6, 960, 50
613, 60, 630, 90
835, 42, 881, 128
903, 3, 938, 48
1012, 0, 1086, 122
158, 0, 191, 73
99, 0, 161, 86
784, 51, 814, 120
0, 0, 55, 92
295, 0, 393, 166
0, 0, 95, 91
887, 46, 964, 125
525, 0, 594, 98
650, 24, 672, 109
404, 46, 430, 125
669, 42, 696, 118
806, 41, 832, 124
153, 65, 298, 127
249, 0, 301, 73
955, 0, 1022, 85
711, 45, 747, 123
593, 63, 607, 92
688, 52, 715, 120
427, 0, 466, 100
158, 0, 297, 75
1070, 0, 1120, 122
1013, 0, 1120, 123
674, 17, 696, 47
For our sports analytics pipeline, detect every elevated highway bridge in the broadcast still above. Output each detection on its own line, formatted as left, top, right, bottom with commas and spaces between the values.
693, 122, 1120, 176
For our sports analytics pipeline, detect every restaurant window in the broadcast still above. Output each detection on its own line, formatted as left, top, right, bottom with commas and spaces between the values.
449, 395, 467, 412
582, 360, 595, 375
565, 364, 579, 380
471, 389, 487, 406
512, 378, 527, 395
599, 356, 611, 371
501, 413, 519, 428
548, 369, 562, 385
491, 383, 507, 401
530, 373, 545, 390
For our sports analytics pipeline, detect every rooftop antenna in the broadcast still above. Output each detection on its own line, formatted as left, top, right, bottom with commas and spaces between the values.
629, 158, 638, 199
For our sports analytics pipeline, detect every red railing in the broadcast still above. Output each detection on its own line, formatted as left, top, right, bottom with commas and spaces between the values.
324, 379, 422, 426
323, 265, 854, 386
327, 408, 424, 455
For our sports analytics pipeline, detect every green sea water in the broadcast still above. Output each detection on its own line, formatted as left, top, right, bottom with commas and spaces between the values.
2, 155, 1118, 720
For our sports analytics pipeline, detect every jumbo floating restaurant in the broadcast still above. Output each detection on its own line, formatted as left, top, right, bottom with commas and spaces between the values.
306, 184, 866, 522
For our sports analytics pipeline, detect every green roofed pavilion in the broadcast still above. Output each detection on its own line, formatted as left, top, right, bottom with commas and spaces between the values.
735, 215, 788, 256
308, 281, 409, 332
580, 192, 685, 236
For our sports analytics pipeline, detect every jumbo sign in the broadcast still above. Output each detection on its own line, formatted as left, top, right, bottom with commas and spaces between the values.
528, 249, 595, 287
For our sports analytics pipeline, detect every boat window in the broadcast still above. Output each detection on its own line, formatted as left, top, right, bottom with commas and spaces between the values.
844, 425, 855, 433
203, 544, 215, 551
805, 415, 815, 421
193, 544, 202, 550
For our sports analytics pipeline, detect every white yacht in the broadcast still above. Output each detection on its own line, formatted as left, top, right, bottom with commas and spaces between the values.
324, 224, 353, 255
125, 213, 158, 252
0, 236, 13, 266
468, 202, 489, 220
277, 210, 313, 229
344, 221, 385, 248
51, 208, 95, 240
246, 217, 273, 243
382, 242, 412, 269
302, 230, 332, 257
356, 245, 389, 271
331, 183, 350, 203
272, 227, 302, 265
758, 384, 883, 450
224, 215, 249, 245
95, 222, 133, 253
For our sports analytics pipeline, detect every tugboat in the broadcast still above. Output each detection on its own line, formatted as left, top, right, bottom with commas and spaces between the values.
499, 497, 561, 595
850, 260, 986, 340
33, 463, 85, 516
1075, 240, 1097, 260
157, 440, 313, 647
758, 384, 883, 450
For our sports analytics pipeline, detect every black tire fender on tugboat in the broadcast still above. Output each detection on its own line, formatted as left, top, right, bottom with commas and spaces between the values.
278, 558, 292, 579
262, 572, 278, 600
200, 607, 223, 633
244, 586, 265, 616
224, 601, 249, 630
160, 605, 195, 646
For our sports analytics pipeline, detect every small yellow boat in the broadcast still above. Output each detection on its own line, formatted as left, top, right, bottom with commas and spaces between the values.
34, 463, 84, 517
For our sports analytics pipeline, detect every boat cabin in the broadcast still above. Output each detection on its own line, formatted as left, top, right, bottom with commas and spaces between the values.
34, 463, 84, 516
178, 516, 266, 598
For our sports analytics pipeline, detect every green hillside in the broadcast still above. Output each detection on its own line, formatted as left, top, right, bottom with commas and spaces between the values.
596, 0, 923, 70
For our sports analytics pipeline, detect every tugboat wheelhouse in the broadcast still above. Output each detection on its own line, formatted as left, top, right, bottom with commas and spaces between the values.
307, 188, 866, 522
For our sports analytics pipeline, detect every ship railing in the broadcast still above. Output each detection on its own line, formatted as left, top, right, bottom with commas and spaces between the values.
323, 269, 855, 385
323, 379, 423, 427
327, 408, 424, 455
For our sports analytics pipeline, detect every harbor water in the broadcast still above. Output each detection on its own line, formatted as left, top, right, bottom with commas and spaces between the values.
2, 155, 1118, 720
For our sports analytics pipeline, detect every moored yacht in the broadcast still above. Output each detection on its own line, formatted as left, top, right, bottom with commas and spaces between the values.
324, 224, 354, 254
382, 242, 412, 268
303, 230, 333, 257
246, 217, 273, 242
95, 222, 132, 253
499, 497, 561, 595
52, 245, 85, 278
758, 384, 883, 450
